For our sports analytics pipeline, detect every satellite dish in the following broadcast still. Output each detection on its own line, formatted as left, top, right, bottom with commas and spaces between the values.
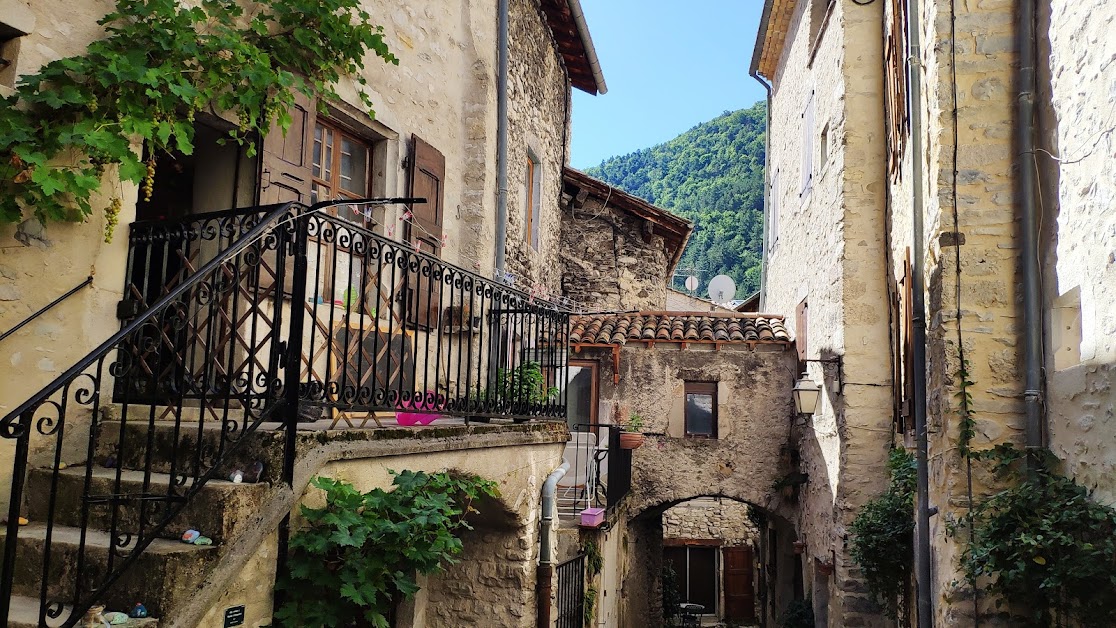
684, 275, 699, 292
707, 275, 737, 304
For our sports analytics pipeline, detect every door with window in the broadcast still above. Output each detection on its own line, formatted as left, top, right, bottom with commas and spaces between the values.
664, 544, 719, 615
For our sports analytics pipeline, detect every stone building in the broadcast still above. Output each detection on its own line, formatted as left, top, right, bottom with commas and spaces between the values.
0, 0, 606, 625
754, 0, 1116, 625
751, 0, 894, 624
559, 167, 692, 312
562, 311, 801, 627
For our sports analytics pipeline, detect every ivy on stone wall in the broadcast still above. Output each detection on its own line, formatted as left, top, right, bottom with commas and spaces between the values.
849, 448, 916, 621
0, 0, 396, 237
951, 361, 1116, 626
274, 472, 499, 628
952, 448, 1116, 627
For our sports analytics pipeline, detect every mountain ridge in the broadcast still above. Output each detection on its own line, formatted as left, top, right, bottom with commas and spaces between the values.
584, 101, 766, 299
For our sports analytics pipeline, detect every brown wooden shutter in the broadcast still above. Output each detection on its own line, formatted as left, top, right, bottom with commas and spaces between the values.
256, 92, 315, 296
259, 91, 316, 205
406, 135, 445, 329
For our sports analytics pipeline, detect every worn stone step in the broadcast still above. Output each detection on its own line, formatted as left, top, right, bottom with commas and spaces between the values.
7, 594, 159, 628
94, 417, 285, 485
3, 523, 217, 618
26, 467, 269, 544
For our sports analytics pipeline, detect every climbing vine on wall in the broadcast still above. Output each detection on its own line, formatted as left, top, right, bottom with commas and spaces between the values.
849, 448, 916, 621
949, 362, 1116, 626
0, 0, 397, 237
951, 448, 1116, 627
274, 472, 499, 628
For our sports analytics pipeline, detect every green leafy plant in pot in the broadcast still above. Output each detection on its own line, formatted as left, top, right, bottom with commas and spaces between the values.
619, 412, 645, 449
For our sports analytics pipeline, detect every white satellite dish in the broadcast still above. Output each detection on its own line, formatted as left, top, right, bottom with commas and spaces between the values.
707, 275, 737, 304
684, 275, 699, 292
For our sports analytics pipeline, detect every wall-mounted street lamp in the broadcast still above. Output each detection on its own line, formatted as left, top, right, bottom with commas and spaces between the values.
792, 373, 821, 415
792, 355, 844, 416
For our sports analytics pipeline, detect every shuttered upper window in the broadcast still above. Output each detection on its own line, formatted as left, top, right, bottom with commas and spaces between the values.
311, 120, 371, 206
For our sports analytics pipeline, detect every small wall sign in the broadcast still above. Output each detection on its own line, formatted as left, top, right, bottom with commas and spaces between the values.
223, 605, 246, 627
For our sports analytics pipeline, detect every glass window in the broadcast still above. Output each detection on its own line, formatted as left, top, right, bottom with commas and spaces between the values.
566, 361, 598, 430
312, 120, 370, 205
685, 382, 717, 438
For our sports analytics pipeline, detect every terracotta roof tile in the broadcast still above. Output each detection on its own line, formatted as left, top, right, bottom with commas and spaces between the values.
568, 312, 793, 347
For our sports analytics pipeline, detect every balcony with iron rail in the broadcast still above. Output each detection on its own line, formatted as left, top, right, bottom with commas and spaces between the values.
0, 200, 571, 627
557, 423, 633, 527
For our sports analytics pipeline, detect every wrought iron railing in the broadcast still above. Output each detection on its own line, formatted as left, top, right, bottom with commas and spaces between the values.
0, 200, 570, 626
558, 423, 632, 518
0, 202, 296, 627
555, 553, 586, 628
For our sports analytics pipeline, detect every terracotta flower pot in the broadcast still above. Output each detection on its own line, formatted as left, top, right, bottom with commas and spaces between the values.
619, 432, 645, 450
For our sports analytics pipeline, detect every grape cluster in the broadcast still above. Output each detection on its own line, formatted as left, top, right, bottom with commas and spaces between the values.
142, 159, 155, 202
104, 196, 122, 243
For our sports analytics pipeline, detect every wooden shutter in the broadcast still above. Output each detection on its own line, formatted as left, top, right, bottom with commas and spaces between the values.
256, 92, 315, 296
406, 135, 445, 329
795, 299, 809, 364
259, 91, 316, 205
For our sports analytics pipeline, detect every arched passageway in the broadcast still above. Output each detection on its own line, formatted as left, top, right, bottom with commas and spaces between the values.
615, 495, 800, 628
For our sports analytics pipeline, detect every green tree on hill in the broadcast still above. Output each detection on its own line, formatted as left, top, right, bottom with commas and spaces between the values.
586, 102, 766, 297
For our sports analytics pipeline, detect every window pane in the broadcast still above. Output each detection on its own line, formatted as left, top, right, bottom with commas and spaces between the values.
323, 128, 334, 183
686, 393, 714, 435
567, 366, 595, 429
312, 125, 323, 179
340, 136, 368, 194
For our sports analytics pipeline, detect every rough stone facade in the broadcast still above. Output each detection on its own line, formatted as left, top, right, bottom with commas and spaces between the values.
662, 497, 759, 547
559, 196, 672, 311
1041, 0, 1116, 506
759, 0, 1116, 624
756, 0, 894, 624
0, 0, 584, 507
572, 339, 798, 626
558, 169, 691, 312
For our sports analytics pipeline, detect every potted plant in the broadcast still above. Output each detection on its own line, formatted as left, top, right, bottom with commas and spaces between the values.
619, 413, 645, 450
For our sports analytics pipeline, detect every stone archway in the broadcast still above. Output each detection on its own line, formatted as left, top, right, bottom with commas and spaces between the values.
615, 494, 799, 628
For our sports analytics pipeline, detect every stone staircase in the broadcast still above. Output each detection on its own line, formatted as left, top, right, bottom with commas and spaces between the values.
2, 411, 281, 627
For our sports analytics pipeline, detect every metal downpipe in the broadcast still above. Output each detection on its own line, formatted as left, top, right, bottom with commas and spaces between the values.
1017, 0, 1043, 455
537, 460, 570, 628
906, 0, 934, 623
495, 0, 509, 273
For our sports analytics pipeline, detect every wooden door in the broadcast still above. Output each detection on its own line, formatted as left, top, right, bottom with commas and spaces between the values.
723, 546, 756, 623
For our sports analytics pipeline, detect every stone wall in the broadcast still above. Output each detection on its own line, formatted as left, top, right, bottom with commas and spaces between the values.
1040, 0, 1116, 505
760, 0, 894, 624
0, 0, 577, 507
559, 194, 673, 312
662, 497, 759, 546
503, 0, 571, 296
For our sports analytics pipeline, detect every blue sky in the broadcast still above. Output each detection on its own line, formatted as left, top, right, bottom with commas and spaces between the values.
570, 1, 768, 169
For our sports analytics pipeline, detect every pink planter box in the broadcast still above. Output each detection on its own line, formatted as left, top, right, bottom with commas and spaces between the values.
579, 507, 605, 528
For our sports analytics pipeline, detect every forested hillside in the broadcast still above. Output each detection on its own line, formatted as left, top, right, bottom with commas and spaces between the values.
586, 102, 766, 298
